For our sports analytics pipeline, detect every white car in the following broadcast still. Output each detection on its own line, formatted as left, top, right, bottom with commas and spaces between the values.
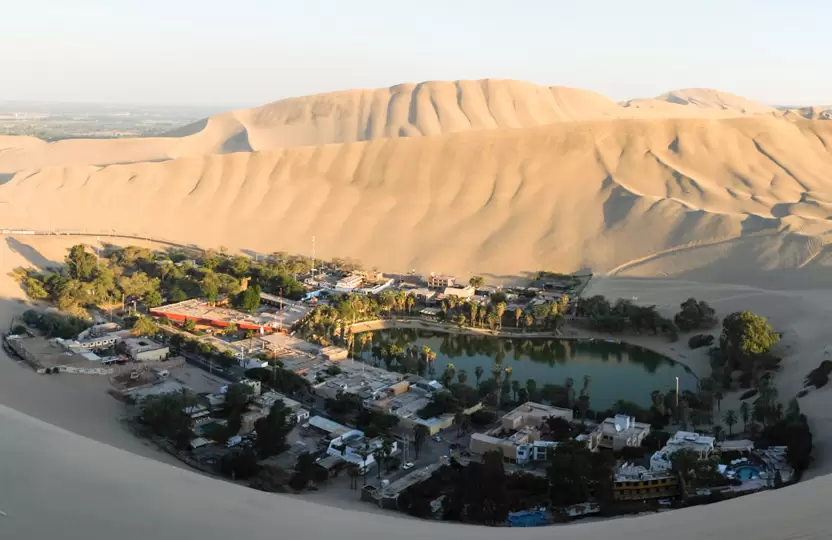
401, 462, 415, 470
433, 436, 441, 442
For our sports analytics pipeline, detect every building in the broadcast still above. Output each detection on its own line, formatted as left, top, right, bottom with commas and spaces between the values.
650, 431, 715, 473
442, 285, 475, 299
326, 429, 398, 472
122, 337, 170, 362
320, 346, 349, 361
334, 274, 363, 292
501, 402, 574, 431
408, 288, 437, 302
306, 416, 352, 438
149, 298, 294, 332
241, 391, 309, 433
222, 378, 262, 397
425, 274, 456, 288
357, 278, 395, 296
469, 430, 559, 464
364, 380, 474, 435
588, 415, 650, 451
614, 464, 679, 501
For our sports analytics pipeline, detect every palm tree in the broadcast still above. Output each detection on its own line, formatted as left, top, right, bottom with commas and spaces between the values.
524, 314, 534, 329
723, 410, 737, 436
515, 307, 523, 328
457, 369, 468, 386
525, 379, 537, 401
739, 402, 750, 433
511, 380, 520, 402
714, 390, 723, 412
455, 411, 466, 437
469, 276, 485, 288
470, 304, 479, 328
495, 302, 506, 330
503, 365, 513, 382
712, 424, 724, 441
405, 295, 415, 315
474, 366, 484, 386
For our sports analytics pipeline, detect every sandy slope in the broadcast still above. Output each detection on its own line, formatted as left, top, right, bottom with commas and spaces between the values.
0, 81, 785, 173
3, 115, 832, 285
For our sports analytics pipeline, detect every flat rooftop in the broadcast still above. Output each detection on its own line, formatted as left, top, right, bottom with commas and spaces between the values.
9, 336, 110, 370
152, 298, 310, 329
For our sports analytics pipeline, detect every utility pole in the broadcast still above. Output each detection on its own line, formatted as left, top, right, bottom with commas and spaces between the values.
311, 235, 316, 278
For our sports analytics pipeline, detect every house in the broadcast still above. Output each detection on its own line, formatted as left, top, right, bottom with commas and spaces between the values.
588, 415, 650, 451
650, 431, 715, 472
326, 430, 398, 473
442, 285, 476, 299
121, 337, 170, 362
320, 346, 349, 361
501, 402, 574, 431
240, 391, 309, 433
614, 464, 679, 501
335, 274, 363, 292
426, 274, 456, 288
408, 288, 436, 302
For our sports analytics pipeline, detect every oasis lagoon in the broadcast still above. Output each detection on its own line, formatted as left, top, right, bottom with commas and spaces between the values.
353, 329, 698, 411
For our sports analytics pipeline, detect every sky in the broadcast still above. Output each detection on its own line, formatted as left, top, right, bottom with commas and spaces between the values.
3, 0, 831, 109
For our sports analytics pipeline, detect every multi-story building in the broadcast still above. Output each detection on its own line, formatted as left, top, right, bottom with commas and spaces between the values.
334, 274, 364, 291
425, 274, 456, 288
650, 431, 715, 472
588, 415, 650, 451
501, 402, 574, 430
614, 465, 679, 501
326, 430, 398, 473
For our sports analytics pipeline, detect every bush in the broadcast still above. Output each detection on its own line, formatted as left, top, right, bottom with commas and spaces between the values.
805, 360, 832, 389
470, 410, 497, 427
688, 334, 714, 349
739, 389, 758, 400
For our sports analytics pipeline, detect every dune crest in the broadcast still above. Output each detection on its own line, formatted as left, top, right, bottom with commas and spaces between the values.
0, 79, 795, 174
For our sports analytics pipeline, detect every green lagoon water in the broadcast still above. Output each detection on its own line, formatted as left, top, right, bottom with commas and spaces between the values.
357, 329, 698, 410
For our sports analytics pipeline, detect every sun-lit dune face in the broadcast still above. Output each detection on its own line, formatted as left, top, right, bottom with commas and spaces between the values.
0, 79, 794, 175
3, 114, 832, 288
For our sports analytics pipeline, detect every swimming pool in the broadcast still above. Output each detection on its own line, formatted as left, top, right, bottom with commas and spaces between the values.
735, 465, 763, 481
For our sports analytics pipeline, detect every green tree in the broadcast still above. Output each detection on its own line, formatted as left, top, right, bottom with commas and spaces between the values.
254, 400, 292, 459
510, 380, 520, 402
514, 307, 523, 328
225, 382, 255, 411
373, 438, 394, 479
457, 369, 468, 386
723, 409, 737, 436
468, 275, 485, 288
25, 278, 49, 300
413, 424, 430, 459
721, 311, 779, 357
740, 402, 750, 432
131, 316, 158, 337
201, 271, 221, 302
143, 289, 163, 308
495, 301, 506, 330
119, 272, 160, 299
237, 284, 262, 313
138, 390, 194, 450
525, 379, 538, 401
66, 245, 97, 282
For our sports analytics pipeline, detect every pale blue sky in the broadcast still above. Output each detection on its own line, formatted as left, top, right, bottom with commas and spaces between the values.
3, 0, 830, 108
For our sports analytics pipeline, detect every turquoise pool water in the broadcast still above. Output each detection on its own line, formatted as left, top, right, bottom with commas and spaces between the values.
735, 465, 763, 481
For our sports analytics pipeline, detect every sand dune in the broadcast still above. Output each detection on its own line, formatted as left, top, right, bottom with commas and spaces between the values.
3, 115, 832, 286
625, 88, 776, 115
0, 80, 790, 174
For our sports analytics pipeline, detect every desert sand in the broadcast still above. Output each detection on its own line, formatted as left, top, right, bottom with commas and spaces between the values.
0, 80, 809, 173
2, 79, 832, 536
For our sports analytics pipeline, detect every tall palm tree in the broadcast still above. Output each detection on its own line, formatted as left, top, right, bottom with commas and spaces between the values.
413, 425, 429, 458
474, 365, 484, 386
723, 410, 737, 436
470, 304, 479, 328
515, 307, 523, 328
495, 302, 506, 330
511, 380, 520, 402
457, 369, 468, 386
714, 390, 723, 412
739, 402, 750, 433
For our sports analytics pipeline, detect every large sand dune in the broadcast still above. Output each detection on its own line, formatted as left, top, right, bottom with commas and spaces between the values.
0, 80, 789, 173
3, 115, 832, 288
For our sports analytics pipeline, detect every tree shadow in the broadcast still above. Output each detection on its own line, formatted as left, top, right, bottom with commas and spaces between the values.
5, 237, 62, 270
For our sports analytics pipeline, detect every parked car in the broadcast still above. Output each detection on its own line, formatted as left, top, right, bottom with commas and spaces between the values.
433, 435, 441, 442
401, 462, 415, 470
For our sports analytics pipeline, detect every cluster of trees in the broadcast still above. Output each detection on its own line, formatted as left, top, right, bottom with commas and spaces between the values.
322, 392, 401, 439
710, 310, 780, 390
674, 298, 718, 332
398, 452, 549, 525
575, 296, 678, 340
19, 308, 90, 339
441, 295, 567, 332
244, 365, 312, 398
16, 244, 309, 325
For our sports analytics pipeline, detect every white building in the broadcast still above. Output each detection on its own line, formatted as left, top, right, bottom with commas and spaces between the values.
442, 285, 476, 299
335, 274, 364, 292
588, 415, 651, 451
326, 430, 398, 473
650, 431, 715, 472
